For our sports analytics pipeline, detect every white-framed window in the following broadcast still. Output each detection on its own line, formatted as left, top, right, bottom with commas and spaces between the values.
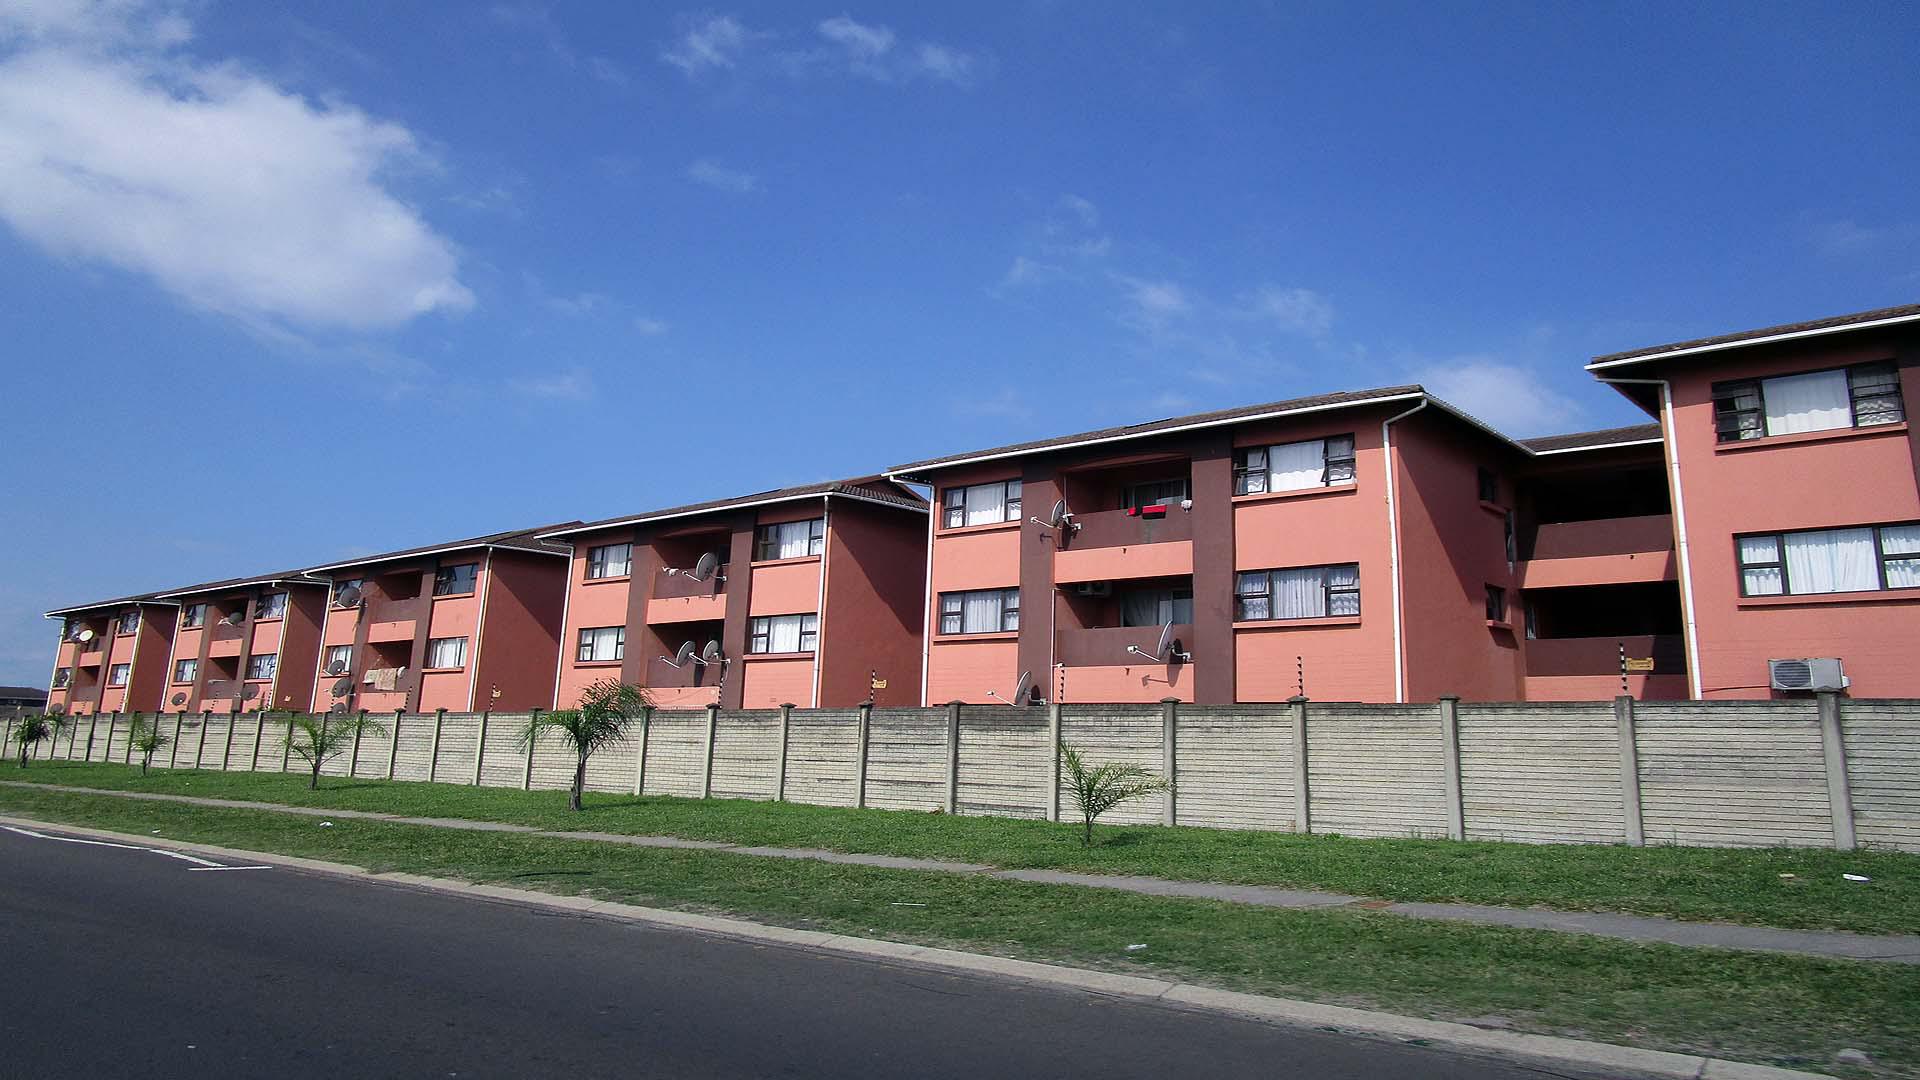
586, 542, 632, 579
108, 663, 130, 686
941, 479, 1022, 529
180, 603, 206, 629
1713, 362, 1906, 442
174, 659, 198, 684
755, 518, 825, 560
53, 668, 71, 689
938, 588, 1020, 635
426, 637, 468, 669
748, 613, 818, 654
1234, 564, 1360, 620
246, 654, 277, 680
1233, 436, 1356, 495
257, 592, 287, 620
116, 611, 140, 635
1119, 585, 1193, 627
324, 645, 352, 675
577, 626, 625, 662
1737, 523, 1920, 597
433, 563, 478, 596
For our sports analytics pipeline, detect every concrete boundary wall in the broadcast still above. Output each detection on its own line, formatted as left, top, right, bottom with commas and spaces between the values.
22, 695, 1920, 852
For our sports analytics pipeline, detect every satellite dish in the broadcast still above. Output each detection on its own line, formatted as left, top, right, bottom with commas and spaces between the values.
331, 676, 353, 697
223, 610, 246, 626
1126, 621, 1188, 664
335, 584, 363, 608
170, 692, 187, 707
1049, 499, 1069, 528
324, 658, 348, 676
330, 702, 349, 714
659, 640, 697, 669
76, 628, 96, 644
699, 639, 724, 665
691, 551, 720, 582
241, 684, 259, 700
1013, 669, 1033, 704
1155, 621, 1175, 661
48, 704, 65, 716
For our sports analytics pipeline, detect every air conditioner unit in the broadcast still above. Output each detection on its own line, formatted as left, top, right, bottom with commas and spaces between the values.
1768, 658, 1849, 692
1073, 581, 1112, 598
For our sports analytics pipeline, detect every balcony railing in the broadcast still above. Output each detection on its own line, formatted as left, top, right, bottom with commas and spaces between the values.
654, 569, 728, 600
1527, 514, 1673, 561
644, 660, 723, 689
1523, 634, 1685, 677
1055, 623, 1194, 668
1062, 506, 1195, 550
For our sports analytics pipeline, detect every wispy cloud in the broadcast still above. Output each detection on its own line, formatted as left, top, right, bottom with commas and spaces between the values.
634, 316, 670, 335
685, 158, 758, 194
509, 368, 595, 401
997, 254, 1062, 291
489, 4, 628, 85
1115, 275, 1191, 330
1246, 286, 1335, 337
1803, 216, 1920, 259
1414, 357, 1580, 437
809, 14, 979, 86
661, 13, 753, 76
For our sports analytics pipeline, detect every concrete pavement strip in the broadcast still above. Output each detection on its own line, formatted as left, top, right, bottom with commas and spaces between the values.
0, 812, 1836, 1080
5, 780, 1916, 967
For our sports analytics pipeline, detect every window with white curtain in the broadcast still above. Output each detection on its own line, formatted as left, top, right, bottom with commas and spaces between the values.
749, 613, 818, 653
938, 588, 1020, 634
246, 654, 277, 680
1119, 586, 1193, 627
53, 668, 71, 689
180, 603, 206, 629
1714, 362, 1906, 442
755, 518, 826, 560
426, 637, 468, 668
324, 645, 352, 675
577, 626, 624, 662
116, 611, 140, 635
587, 543, 632, 579
1233, 435, 1356, 494
173, 659, 198, 684
941, 480, 1022, 528
1234, 564, 1360, 620
258, 592, 287, 620
108, 663, 130, 686
433, 563, 478, 596
1738, 523, 1920, 596
1124, 478, 1189, 510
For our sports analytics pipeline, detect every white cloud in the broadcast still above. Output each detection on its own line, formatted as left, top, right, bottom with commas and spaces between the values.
1117, 275, 1190, 323
1415, 357, 1581, 437
997, 254, 1061, 290
0, 3, 472, 332
685, 157, 758, 193
489, 4, 628, 85
633, 315, 668, 335
661, 13, 751, 75
818, 14, 893, 65
1804, 216, 1919, 259
1248, 286, 1334, 337
806, 14, 977, 86
912, 42, 976, 86
509, 368, 594, 401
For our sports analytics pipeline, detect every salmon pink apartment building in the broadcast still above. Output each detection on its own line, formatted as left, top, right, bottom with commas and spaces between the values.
540, 479, 927, 711
44, 592, 180, 717
154, 571, 333, 714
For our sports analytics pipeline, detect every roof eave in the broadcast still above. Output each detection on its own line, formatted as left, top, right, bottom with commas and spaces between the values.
537, 487, 926, 541
303, 541, 568, 576
1586, 309, 1920, 372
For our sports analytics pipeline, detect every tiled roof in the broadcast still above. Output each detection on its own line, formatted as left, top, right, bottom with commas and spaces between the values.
1519, 424, 1664, 454
1590, 303, 1920, 367
303, 523, 579, 573
155, 570, 333, 599
43, 590, 177, 617
540, 477, 926, 538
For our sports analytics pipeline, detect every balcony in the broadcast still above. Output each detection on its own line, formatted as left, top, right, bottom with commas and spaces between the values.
648, 569, 728, 623
1055, 507, 1196, 584
654, 568, 727, 600
1528, 514, 1674, 560
1055, 623, 1194, 668
1523, 634, 1685, 678
366, 619, 417, 644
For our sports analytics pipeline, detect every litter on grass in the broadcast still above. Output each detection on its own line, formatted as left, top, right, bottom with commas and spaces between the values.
1843, 873, 1871, 882
319, 821, 334, 828
888, 902, 927, 907
1125, 944, 1148, 952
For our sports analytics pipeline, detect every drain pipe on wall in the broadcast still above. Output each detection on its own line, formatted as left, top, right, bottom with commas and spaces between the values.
1381, 397, 1428, 704
1596, 375, 1703, 700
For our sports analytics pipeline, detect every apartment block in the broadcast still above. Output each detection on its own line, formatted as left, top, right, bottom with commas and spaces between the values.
154, 572, 332, 714
44, 593, 178, 716
303, 526, 574, 713
541, 479, 927, 710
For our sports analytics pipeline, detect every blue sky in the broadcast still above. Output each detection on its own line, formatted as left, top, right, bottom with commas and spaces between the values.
2, 1, 1917, 685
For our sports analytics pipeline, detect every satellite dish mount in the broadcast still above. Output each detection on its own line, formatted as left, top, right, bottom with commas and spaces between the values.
658, 640, 699, 670
985, 669, 1036, 706
1126, 621, 1190, 664
1030, 498, 1078, 537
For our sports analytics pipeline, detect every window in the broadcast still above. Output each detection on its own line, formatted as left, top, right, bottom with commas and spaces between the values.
108, 663, 130, 686
748, 613, 819, 654
332, 578, 363, 606
938, 588, 1020, 635
941, 479, 1022, 528
577, 626, 625, 662
180, 603, 206, 629
433, 563, 478, 596
324, 645, 352, 675
246, 654, 277, 681
1737, 523, 1920, 597
1477, 467, 1499, 504
586, 542, 632, 579
426, 637, 468, 668
173, 659, 198, 684
755, 518, 826, 560
116, 611, 140, 635
257, 592, 287, 620
1485, 585, 1507, 623
52, 668, 71, 689
1124, 478, 1188, 510
1713, 362, 1906, 443
1119, 585, 1193, 626
1234, 564, 1360, 621
1233, 435, 1355, 495
1504, 510, 1518, 567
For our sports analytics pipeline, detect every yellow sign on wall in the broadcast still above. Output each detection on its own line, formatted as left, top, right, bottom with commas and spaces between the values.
1623, 657, 1656, 673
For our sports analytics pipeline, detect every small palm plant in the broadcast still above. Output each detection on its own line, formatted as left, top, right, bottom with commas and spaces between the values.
287, 712, 389, 790
524, 679, 647, 811
12, 713, 59, 768
128, 715, 171, 776
1059, 741, 1171, 847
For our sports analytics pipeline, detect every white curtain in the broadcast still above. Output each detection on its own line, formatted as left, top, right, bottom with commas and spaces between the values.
768, 615, 803, 653
1271, 567, 1326, 618
772, 521, 812, 558
963, 484, 1007, 526
1121, 591, 1160, 627
1783, 528, 1877, 594
1880, 526, 1920, 588
1326, 565, 1360, 614
1738, 536, 1783, 595
1764, 370, 1850, 436
1235, 574, 1268, 619
1267, 439, 1325, 492
962, 591, 1002, 633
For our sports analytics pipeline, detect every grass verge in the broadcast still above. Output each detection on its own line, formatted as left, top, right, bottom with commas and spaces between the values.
8, 761, 1918, 935
1, 783, 1914, 1077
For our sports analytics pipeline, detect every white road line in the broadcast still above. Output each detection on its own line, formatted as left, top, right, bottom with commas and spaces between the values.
2, 824, 232, 869
187, 866, 274, 872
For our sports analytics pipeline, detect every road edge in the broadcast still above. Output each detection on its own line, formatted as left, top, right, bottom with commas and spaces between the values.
0, 813, 1830, 1080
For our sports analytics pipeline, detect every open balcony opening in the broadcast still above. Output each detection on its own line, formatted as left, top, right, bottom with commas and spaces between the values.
1055, 453, 1195, 550
648, 620, 726, 689
1055, 575, 1195, 667
1520, 464, 1670, 526
653, 529, 730, 599
1523, 581, 1685, 678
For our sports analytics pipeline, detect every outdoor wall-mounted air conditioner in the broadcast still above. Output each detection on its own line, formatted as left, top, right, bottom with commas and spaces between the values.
1768, 658, 1849, 692
1073, 581, 1112, 598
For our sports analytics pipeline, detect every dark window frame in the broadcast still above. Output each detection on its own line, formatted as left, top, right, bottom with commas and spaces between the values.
245, 654, 277, 681
432, 563, 479, 597
325, 644, 353, 673
754, 518, 827, 561
1233, 434, 1356, 495
1122, 477, 1190, 511
1735, 521, 1920, 598
586, 542, 632, 580
576, 626, 626, 662
257, 592, 287, 620
173, 658, 198, 684
53, 668, 71, 689
936, 587, 1021, 635
425, 636, 469, 669
940, 479, 1023, 529
1485, 584, 1507, 623
116, 611, 140, 635
108, 663, 131, 687
180, 603, 206, 629
1477, 467, 1499, 504
1712, 361, 1906, 444
747, 613, 820, 654
1233, 563, 1361, 621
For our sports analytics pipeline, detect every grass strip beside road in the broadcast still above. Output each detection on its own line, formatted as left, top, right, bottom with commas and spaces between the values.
10, 761, 1920, 935
2, 783, 1915, 1077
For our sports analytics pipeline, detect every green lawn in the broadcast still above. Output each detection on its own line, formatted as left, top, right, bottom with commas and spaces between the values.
0, 782, 1913, 1077
8, 760, 1918, 935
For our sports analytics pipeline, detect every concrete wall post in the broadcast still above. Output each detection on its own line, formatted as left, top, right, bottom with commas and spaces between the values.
1817, 691, 1857, 852
701, 704, 718, 799
86, 714, 100, 763
854, 703, 872, 809
387, 710, 402, 780
348, 709, 367, 777
775, 703, 793, 802
523, 708, 541, 790
428, 709, 445, 783
1289, 696, 1310, 834
633, 706, 652, 796
945, 701, 962, 816
220, 709, 236, 769
1614, 695, 1645, 847
250, 713, 266, 771
197, 710, 210, 768
473, 711, 489, 785
1046, 701, 1062, 822
1161, 697, 1179, 827
1438, 696, 1465, 841
280, 715, 294, 772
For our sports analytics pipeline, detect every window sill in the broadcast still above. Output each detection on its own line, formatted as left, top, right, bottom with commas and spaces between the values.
1232, 483, 1357, 506
421, 667, 465, 674
581, 575, 631, 586
935, 630, 1021, 642
572, 659, 623, 668
936, 519, 1024, 537
1714, 421, 1907, 454
743, 651, 814, 661
750, 556, 822, 569
1737, 589, 1920, 609
1232, 616, 1361, 630
1478, 500, 1509, 517
1486, 619, 1514, 630
254, 616, 283, 624
430, 592, 477, 602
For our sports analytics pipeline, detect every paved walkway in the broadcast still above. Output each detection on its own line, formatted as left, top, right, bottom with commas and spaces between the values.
9, 780, 1917, 965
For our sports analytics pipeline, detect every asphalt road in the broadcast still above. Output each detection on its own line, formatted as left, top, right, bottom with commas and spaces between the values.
0, 825, 1569, 1079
